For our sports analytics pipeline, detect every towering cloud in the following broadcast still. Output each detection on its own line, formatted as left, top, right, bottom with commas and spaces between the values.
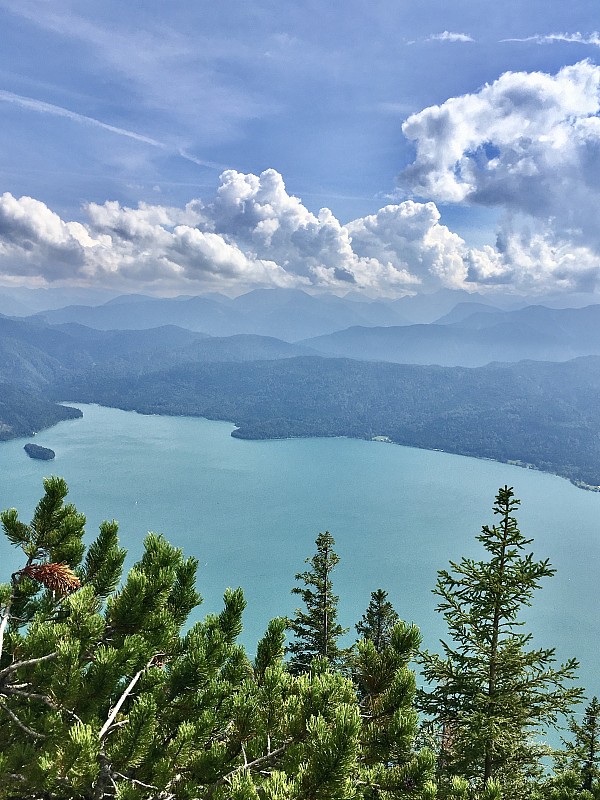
402, 61, 600, 212
401, 60, 600, 291
0, 170, 477, 295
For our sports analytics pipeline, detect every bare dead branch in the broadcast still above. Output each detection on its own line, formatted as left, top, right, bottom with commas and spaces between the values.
113, 773, 160, 791
206, 742, 290, 796
0, 651, 58, 681
99, 654, 164, 740
2, 686, 85, 725
0, 600, 11, 666
0, 699, 45, 740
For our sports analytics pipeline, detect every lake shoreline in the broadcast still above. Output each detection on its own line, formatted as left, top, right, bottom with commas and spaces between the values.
30, 399, 596, 492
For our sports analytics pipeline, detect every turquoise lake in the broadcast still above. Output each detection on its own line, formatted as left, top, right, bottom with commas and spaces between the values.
1, 404, 598, 704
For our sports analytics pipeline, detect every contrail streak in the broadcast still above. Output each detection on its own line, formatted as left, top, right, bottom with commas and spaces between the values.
0, 88, 224, 170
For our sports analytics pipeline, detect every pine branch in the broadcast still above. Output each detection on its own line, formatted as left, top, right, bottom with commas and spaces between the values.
0, 650, 58, 682
0, 698, 45, 739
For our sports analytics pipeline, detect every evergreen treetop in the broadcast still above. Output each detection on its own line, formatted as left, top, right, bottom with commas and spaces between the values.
287, 530, 348, 674
420, 486, 582, 795
356, 588, 400, 653
0, 479, 587, 799
0, 479, 439, 799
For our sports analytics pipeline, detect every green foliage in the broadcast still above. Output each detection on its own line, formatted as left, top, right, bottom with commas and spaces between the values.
82, 519, 126, 598
0, 479, 585, 799
420, 486, 582, 795
356, 588, 400, 652
543, 697, 600, 799
287, 530, 349, 674
0, 479, 437, 800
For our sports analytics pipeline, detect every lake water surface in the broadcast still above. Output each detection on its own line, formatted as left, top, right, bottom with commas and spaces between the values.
1, 404, 598, 702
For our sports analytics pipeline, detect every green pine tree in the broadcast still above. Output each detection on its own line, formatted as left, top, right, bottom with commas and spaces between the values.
419, 486, 582, 796
287, 530, 348, 674
356, 588, 400, 652
353, 619, 437, 797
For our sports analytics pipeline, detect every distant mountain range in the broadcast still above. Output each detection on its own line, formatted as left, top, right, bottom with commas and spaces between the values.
0, 286, 119, 316
0, 315, 314, 390
30, 288, 409, 340
20, 286, 531, 339
302, 304, 600, 366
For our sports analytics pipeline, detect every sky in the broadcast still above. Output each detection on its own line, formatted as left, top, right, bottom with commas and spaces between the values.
1, 0, 600, 298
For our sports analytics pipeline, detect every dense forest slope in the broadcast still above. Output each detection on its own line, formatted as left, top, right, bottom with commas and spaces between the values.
52, 355, 600, 488
0, 383, 81, 440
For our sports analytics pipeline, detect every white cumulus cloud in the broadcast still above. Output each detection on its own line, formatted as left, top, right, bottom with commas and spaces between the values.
401, 60, 600, 210
3, 139, 600, 297
0, 169, 483, 295
400, 60, 600, 293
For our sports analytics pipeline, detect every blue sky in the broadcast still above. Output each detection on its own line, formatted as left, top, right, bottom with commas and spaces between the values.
1, 0, 600, 297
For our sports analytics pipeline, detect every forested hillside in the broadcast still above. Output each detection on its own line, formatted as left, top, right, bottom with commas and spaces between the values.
52, 355, 600, 488
0, 383, 81, 439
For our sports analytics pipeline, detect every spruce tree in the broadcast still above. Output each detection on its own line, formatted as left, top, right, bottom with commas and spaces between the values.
287, 530, 348, 674
420, 486, 582, 795
577, 699, 600, 793
356, 588, 400, 652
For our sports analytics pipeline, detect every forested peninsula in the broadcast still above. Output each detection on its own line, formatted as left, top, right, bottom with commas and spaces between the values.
52, 356, 600, 489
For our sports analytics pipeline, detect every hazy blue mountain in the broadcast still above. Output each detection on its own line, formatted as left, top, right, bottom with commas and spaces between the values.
0, 316, 96, 375
0, 336, 67, 391
0, 313, 317, 390
452, 303, 600, 338
33, 296, 232, 333
229, 288, 409, 338
302, 304, 600, 366
434, 302, 502, 325
32, 288, 410, 340
101, 294, 160, 306
390, 288, 523, 324
174, 334, 315, 362
0, 294, 33, 316
54, 323, 209, 358
0, 286, 119, 314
